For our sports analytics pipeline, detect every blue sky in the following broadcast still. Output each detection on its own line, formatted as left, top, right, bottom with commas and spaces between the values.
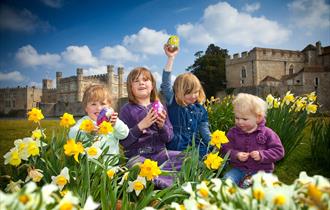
0, 0, 329, 88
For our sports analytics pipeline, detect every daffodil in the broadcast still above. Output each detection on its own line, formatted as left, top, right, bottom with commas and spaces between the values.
83, 196, 100, 210
60, 113, 76, 128
27, 108, 44, 123
253, 187, 265, 201
210, 130, 228, 149
127, 176, 146, 196
41, 184, 58, 205
282, 91, 295, 105
98, 121, 113, 135
26, 167, 44, 182
306, 103, 317, 114
31, 128, 45, 140
55, 191, 80, 210
139, 159, 161, 181
4, 147, 21, 166
106, 166, 118, 179
196, 181, 210, 198
307, 91, 317, 102
119, 172, 129, 185
63, 139, 84, 163
51, 167, 70, 191
85, 141, 102, 159
204, 152, 223, 170
79, 119, 95, 133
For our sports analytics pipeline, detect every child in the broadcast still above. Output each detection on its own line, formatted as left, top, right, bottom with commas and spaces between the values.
69, 85, 129, 157
119, 67, 182, 189
222, 93, 285, 187
160, 45, 211, 158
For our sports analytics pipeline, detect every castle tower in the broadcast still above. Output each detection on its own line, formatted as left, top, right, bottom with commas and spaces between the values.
42, 79, 53, 89
56, 72, 62, 88
118, 67, 124, 98
77, 68, 83, 102
107, 65, 114, 93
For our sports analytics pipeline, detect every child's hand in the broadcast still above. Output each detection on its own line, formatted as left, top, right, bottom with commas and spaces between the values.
250, 151, 261, 161
155, 110, 167, 129
237, 152, 249, 162
137, 109, 157, 131
164, 44, 179, 58
109, 112, 118, 126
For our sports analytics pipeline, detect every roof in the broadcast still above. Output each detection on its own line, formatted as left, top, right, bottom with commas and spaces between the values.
260, 76, 280, 82
302, 44, 316, 52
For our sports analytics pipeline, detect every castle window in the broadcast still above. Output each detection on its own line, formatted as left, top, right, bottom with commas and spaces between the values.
241, 67, 247, 78
289, 65, 294, 75
314, 77, 319, 87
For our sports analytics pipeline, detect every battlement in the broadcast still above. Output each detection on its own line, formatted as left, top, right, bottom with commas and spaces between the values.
85, 74, 108, 80
0, 86, 40, 91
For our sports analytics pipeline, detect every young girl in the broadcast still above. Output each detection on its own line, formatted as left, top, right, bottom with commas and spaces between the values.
69, 85, 129, 157
119, 67, 182, 189
160, 45, 211, 158
222, 93, 285, 187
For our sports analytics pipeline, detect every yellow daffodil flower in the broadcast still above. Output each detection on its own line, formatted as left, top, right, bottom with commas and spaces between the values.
139, 159, 161, 181
98, 121, 113, 135
204, 152, 223, 170
4, 147, 21, 166
79, 119, 95, 133
27, 108, 44, 123
51, 167, 70, 191
60, 113, 76, 128
306, 103, 317, 114
64, 139, 84, 163
127, 176, 146, 196
210, 130, 229, 149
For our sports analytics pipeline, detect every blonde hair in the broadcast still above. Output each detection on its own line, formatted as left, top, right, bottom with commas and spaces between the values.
233, 93, 267, 117
126, 67, 158, 104
82, 85, 112, 109
173, 73, 206, 106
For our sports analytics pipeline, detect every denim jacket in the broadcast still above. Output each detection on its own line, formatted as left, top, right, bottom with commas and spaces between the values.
160, 70, 211, 157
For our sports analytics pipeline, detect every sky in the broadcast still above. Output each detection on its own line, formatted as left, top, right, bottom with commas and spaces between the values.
0, 0, 329, 88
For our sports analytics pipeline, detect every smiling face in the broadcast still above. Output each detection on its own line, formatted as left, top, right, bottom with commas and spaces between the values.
85, 99, 110, 121
183, 89, 200, 105
131, 74, 153, 101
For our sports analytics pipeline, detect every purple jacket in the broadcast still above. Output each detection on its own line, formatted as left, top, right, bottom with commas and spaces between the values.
222, 120, 285, 173
119, 102, 174, 158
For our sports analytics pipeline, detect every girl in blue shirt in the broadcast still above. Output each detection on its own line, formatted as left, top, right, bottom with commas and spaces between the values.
160, 45, 211, 158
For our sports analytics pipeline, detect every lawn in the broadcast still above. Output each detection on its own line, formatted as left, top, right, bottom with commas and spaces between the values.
0, 118, 329, 188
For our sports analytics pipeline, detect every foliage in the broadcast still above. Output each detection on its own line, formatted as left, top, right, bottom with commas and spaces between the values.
310, 118, 330, 171
187, 44, 228, 98
204, 96, 235, 132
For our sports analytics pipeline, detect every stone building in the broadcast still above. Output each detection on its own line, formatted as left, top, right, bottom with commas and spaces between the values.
0, 86, 42, 116
41, 65, 127, 117
225, 41, 330, 111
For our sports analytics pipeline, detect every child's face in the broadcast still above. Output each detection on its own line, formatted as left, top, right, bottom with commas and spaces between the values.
183, 90, 199, 105
131, 74, 153, 100
234, 110, 261, 133
85, 99, 110, 121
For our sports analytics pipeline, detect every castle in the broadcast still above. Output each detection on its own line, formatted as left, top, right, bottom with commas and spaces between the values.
0, 65, 127, 117
225, 41, 330, 111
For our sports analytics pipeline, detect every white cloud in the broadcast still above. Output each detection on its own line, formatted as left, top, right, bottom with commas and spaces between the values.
0, 6, 52, 32
40, 0, 63, 8
0, 71, 25, 82
62, 45, 98, 66
177, 1, 290, 47
83, 65, 107, 76
16, 45, 61, 67
288, 0, 330, 29
123, 27, 169, 55
100, 45, 140, 62
243, 2, 260, 13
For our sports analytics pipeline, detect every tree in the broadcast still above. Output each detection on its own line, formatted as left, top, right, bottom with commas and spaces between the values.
187, 44, 228, 98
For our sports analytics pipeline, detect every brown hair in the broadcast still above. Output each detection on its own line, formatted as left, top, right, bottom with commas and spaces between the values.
126, 67, 158, 104
82, 85, 112, 109
173, 72, 206, 106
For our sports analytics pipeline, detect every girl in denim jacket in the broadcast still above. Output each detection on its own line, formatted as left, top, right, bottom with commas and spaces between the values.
160, 45, 211, 158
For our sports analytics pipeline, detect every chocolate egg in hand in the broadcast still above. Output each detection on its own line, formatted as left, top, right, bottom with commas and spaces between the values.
167, 35, 179, 53
152, 100, 164, 116
97, 108, 114, 125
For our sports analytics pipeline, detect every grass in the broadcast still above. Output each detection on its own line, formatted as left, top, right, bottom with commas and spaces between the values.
0, 118, 329, 188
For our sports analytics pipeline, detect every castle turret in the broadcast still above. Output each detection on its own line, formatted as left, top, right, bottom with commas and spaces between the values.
77, 68, 83, 102
107, 65, 114, 93
56, 72, 62, 88
42, 79, 53, 89
118, 67, 124, 98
